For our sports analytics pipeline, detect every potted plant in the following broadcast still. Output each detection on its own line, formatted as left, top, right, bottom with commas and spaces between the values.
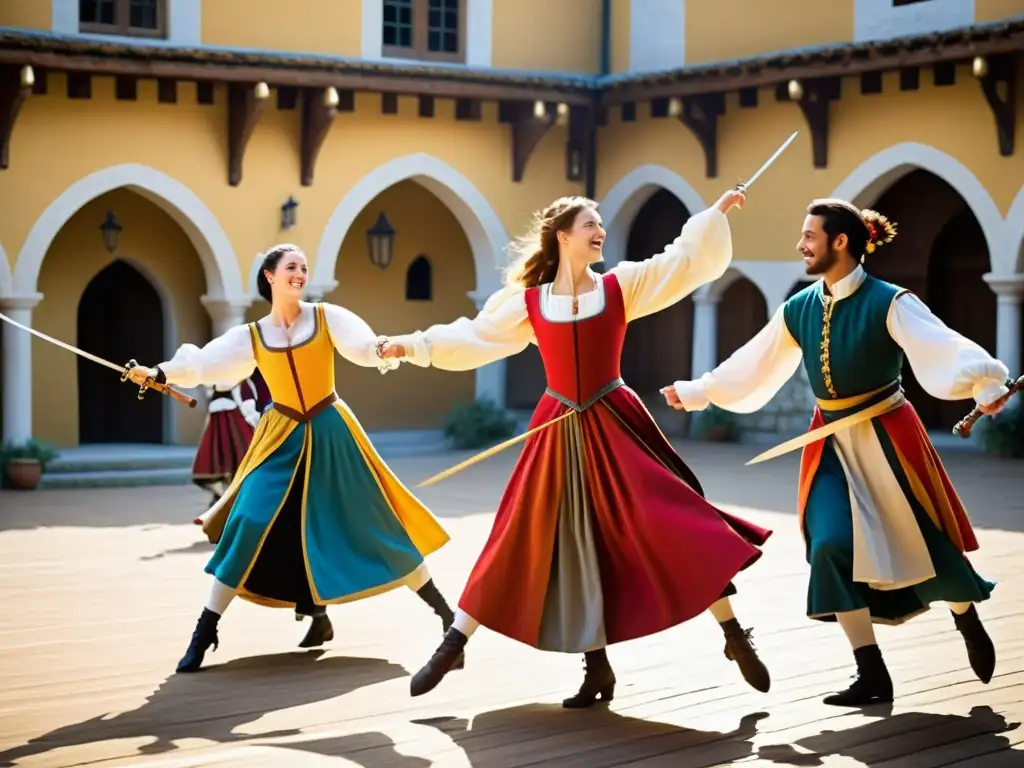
690, 404, 742, 443
2, 438, 60, 490
975, 400, 1022, 459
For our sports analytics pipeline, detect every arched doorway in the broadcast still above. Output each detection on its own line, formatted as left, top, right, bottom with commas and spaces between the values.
716, 276, 768, 364
77, 260, 164, 443
865, 169, 995, 430
621, 189, 693, 394
330, 180, 476, 430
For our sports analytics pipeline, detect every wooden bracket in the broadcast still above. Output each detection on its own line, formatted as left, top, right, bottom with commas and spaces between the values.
227, 82, 269, 186
506, 102, 554, 183
300, 87, 337, 186
0, 65, 31, 170
678, 93, 725, 178
566, 105, 593, 184
979, 54, 1016, 157
794, 77, 840, 169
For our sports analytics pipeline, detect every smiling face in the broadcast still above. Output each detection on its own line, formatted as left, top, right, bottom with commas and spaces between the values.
266, 250, 308, 300
558, 206, 606, 266
797, 214, 843, 276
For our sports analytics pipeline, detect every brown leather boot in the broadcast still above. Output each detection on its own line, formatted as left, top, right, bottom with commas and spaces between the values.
721, 619, 771, 693
298, 611, 334, 648
953, 605, 995, 684
823, 644, 894, 706
562, 649, 616, 709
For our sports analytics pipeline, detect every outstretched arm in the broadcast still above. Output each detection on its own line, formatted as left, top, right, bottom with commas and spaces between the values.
386, 286, 534, 371
322, 303, 393, 369
614, 190, 742, 322
889, 293, 1009, 407
664, 305, 804, 413
147, 325, 257, 389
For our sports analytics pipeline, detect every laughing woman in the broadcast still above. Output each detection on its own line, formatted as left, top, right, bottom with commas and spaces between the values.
128, 244, 458, 673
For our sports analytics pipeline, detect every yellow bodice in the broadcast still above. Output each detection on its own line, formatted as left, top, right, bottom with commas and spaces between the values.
248, 303, 336, 415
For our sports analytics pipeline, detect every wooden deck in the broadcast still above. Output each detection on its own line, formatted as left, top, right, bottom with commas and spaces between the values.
0, 442, 1021, 767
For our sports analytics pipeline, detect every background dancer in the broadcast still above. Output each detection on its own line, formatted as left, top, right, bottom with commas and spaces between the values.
191, 377, 261, 505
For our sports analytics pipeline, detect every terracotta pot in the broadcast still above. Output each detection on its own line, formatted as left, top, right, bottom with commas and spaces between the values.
5, 458, 42, 490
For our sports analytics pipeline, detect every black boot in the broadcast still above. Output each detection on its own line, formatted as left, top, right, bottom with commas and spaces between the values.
823, 644, 894, 706
562, 649, 616, 709
299, 609, 334, 648
416, 580, 464, 670
721, 619, 771, 693
410, 628, 468, 697
953, 605, 995, 683
176, 608, 220, 673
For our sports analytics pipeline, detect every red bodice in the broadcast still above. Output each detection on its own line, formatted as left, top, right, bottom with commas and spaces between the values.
524, 273, 627, 409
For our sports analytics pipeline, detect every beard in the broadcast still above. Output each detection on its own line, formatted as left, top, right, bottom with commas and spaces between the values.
805, 246, 839, 276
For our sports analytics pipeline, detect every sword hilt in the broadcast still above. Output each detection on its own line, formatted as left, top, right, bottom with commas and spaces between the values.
122, 358, 150, 400
952, 375, 1022, 438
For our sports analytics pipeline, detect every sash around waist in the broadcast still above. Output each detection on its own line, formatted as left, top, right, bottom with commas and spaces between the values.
544, 378, 624, 411
817, 380, 903, 421
272, 393, 339, 423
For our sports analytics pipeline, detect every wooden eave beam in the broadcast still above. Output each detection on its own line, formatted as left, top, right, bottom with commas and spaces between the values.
0, 64, 31, 170
506, 101, 554, 183
0, 49, 593, 106
300, 87, 337, 186
978, 53, 1017, 156
599, 29, 1024, 106
789, 77, 840, 169
227, 82, 268, 186
678, 93, 724, 178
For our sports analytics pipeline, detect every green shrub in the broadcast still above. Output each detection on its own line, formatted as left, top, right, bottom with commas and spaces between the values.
690, 404, 742, 442
975, 399, 1023, 459
443, 398, 517, 450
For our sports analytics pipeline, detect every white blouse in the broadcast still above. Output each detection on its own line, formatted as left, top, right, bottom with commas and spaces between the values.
158, 302, 390, 389
672, 266, 1010, 412
390, 207, 733, 371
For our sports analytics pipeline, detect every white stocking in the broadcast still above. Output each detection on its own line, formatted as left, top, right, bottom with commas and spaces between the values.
453, 609, 479, 638
836, 608, 876, 650
205, 578, 237, 615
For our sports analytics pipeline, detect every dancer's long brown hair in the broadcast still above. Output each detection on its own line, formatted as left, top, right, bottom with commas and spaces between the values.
504, 196, 598, 289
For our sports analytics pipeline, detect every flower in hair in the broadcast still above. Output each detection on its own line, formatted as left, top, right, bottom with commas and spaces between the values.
861, 210, 897, 255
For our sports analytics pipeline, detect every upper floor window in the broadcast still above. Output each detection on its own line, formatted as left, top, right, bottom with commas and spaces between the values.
383, 0, 465, 63
79, 0, 166, 38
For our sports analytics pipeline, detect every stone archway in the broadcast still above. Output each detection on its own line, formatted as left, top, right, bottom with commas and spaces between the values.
314, 153, 509, 408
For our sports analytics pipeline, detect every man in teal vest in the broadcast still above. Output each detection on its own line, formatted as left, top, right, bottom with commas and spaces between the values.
663, 199, 1011, 707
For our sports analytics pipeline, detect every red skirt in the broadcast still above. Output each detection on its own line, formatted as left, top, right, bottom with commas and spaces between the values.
192, 409, 255, 490
459, 386, 771, 652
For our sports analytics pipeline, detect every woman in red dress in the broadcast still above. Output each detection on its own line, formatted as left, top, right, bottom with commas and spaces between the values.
382, 188, 772, 707
191, 378, 260, 504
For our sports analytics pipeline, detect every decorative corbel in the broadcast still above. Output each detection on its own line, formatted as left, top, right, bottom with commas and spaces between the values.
0, 65, 32, 170
227, 81, 269, 186
786, 77, 840, 169
505, 101, 555, 183
300, 87, 338, 186
974, 54, 1016, 157
677, 93, 724, 178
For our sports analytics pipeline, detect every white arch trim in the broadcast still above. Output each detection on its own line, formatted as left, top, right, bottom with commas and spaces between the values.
829, 142, 1013, 276
12, 164, 245, 300
1006, 185, 1024, 274
0, 244, 11, 297
598, 164, 708, 269
312, 153, 509, 296
694, 260, 810, 314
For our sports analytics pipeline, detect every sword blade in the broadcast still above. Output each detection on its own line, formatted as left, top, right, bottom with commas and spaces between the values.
0, 310, 127, 374
742, 130, 799, 189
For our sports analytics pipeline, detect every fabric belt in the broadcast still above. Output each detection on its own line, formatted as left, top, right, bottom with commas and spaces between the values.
745, 381, 904, 466
272, 393, 339, 423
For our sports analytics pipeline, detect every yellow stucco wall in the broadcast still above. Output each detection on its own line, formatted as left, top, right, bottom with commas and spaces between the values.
201, 0, 363, 56
490, 0, 602, 73
326, 180, 476, 430
598, 67, 1024, 263
610, 0, 631, 74
975, 0, 1024, 23
684, 0, 854, 64
0, 4, 51, 30
33, 189, 209, 448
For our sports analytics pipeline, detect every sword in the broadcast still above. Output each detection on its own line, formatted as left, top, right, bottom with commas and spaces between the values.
735, 131, 799, 191
952, 375, 1022, 438
0, 310, 197, 408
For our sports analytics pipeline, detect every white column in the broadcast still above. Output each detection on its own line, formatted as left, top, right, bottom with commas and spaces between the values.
1, 294, 43, 444
690, 293, 720, 378
467, 289, 507, 408
983, 273, 1024, 377
201, 296, 252, 337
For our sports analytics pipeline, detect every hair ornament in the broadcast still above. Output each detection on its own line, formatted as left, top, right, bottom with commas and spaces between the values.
860, 209, 898, 255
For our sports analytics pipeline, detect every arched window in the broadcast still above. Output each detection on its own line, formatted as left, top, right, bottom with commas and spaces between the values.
406, 255, 433, 301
